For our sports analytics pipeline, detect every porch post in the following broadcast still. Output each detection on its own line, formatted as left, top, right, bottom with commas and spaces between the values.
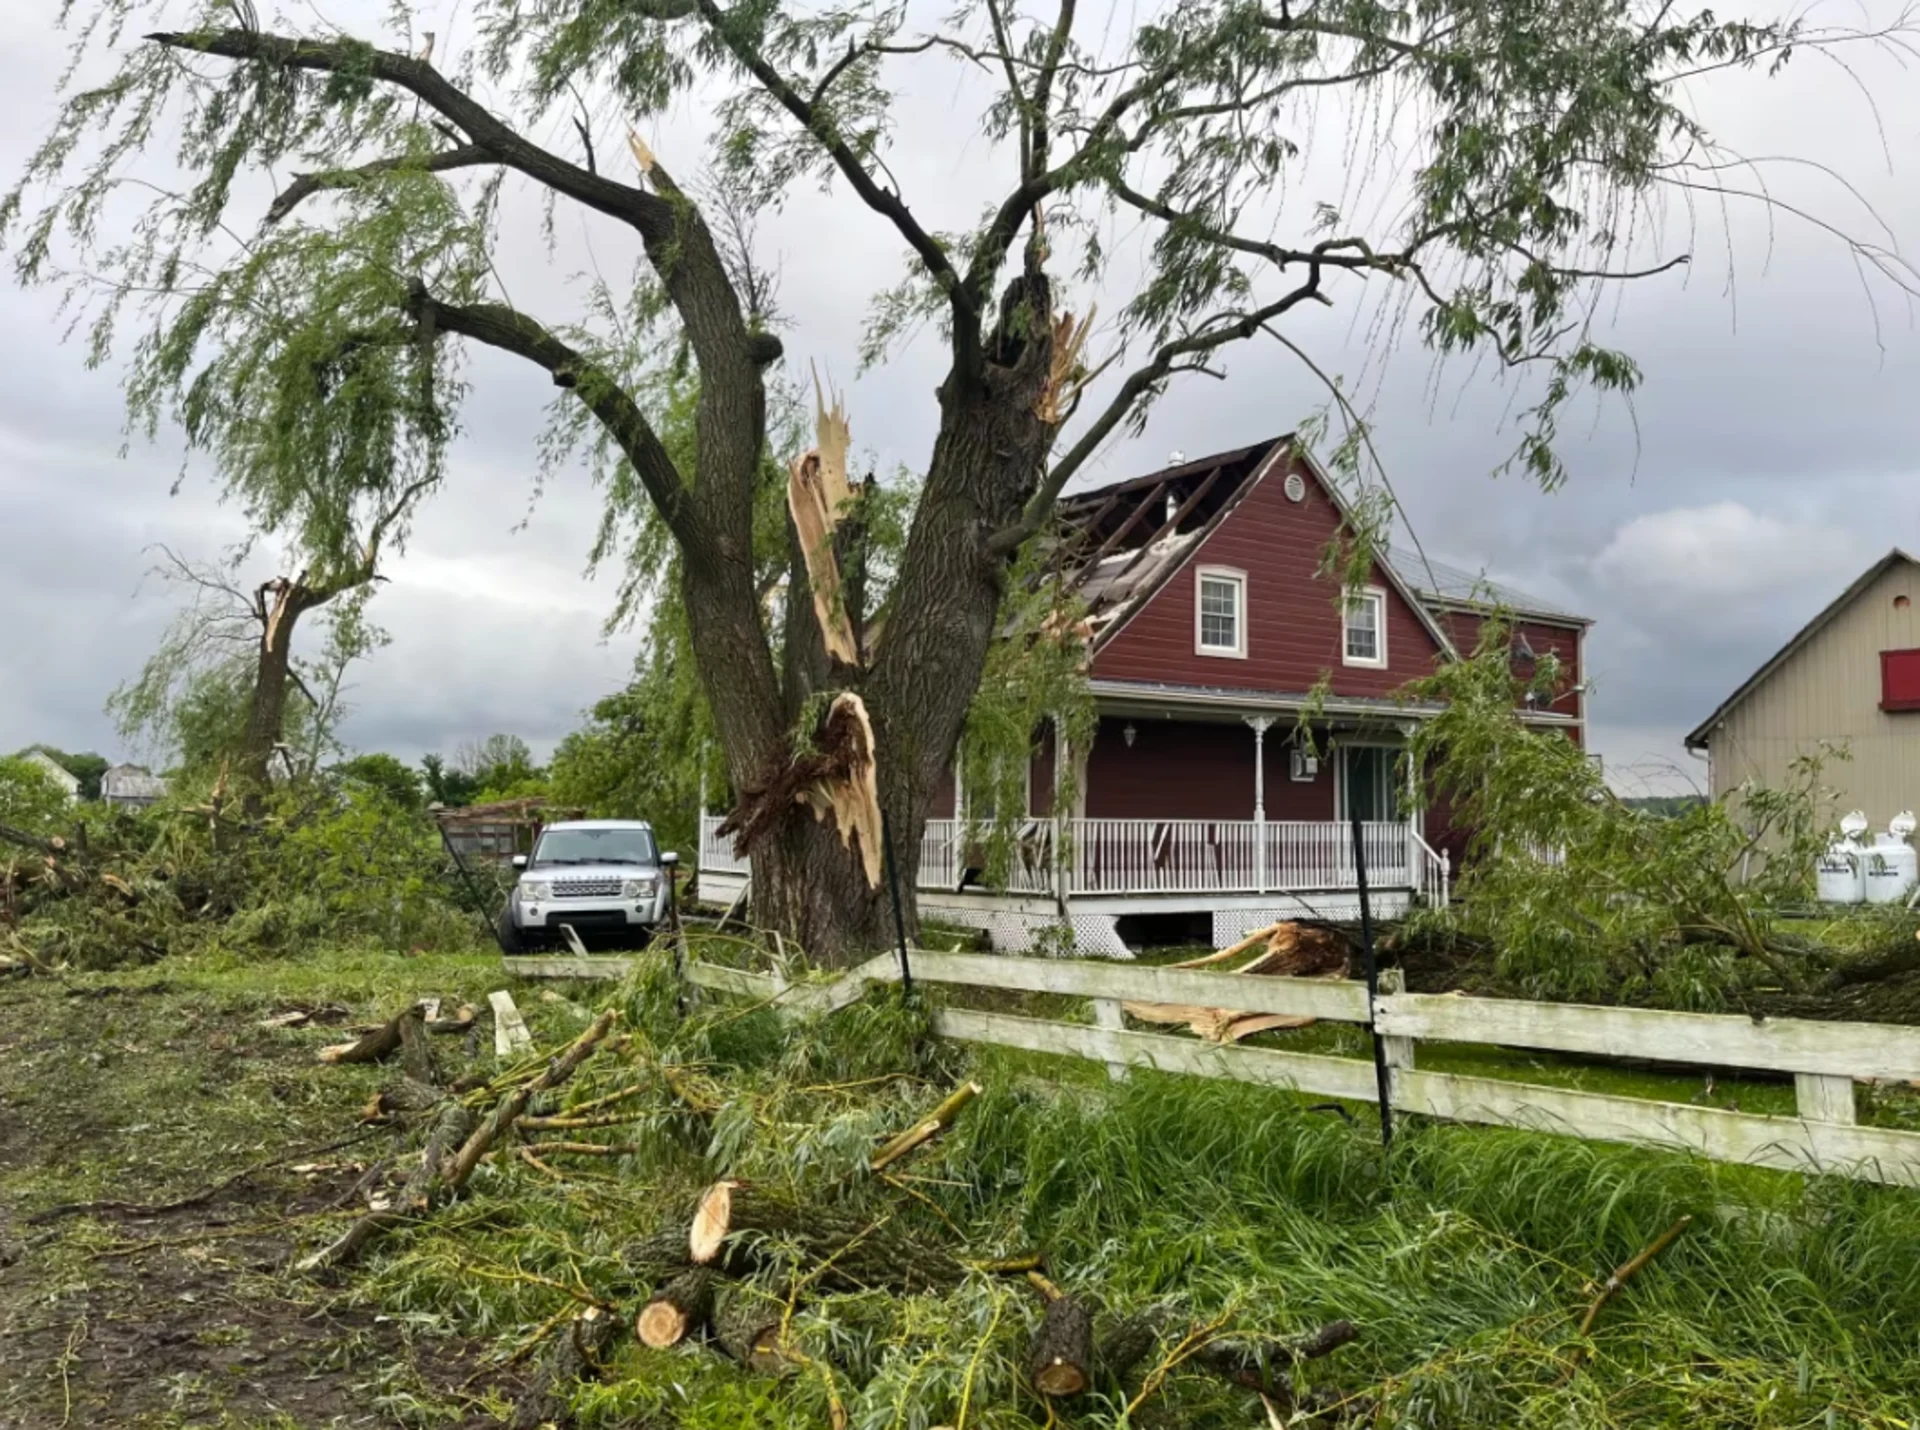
1245, 716, 1275, 894
1052, 715, 1070, 908
1400, 721, 1419, 885
954, 746, 967, 829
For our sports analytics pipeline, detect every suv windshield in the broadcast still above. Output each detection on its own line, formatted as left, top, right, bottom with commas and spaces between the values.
532, 827, 657, 867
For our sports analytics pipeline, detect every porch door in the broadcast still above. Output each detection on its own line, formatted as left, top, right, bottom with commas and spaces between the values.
1337, 746, 1398, 823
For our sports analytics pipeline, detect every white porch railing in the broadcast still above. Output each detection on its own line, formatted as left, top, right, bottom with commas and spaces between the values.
700, 813, 1434, 900
698, 815, 750, 876
1070, 818, 1411, 895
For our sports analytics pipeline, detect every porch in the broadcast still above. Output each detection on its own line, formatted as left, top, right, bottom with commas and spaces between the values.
696, 812, 1449, 956
694, 701, 1452, 956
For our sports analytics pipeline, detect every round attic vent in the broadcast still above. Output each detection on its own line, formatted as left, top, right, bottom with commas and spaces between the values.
1283, 472, 1307, 503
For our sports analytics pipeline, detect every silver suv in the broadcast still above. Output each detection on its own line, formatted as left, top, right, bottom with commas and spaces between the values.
496, 819, 678, 953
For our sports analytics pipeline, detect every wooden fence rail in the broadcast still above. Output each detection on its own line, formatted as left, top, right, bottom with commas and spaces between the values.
505, 952, 1920, 1187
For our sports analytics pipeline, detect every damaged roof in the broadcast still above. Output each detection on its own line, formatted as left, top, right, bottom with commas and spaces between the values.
1048, 436, 1588, 647
1050, 439, 1285, 644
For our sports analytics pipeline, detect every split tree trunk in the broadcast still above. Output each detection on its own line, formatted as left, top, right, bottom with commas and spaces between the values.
690, 373, 1056, 966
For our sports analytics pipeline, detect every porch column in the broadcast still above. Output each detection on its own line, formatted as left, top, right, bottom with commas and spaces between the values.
952, 745, 967, 834
1052, 715, 1070, 908
1245, 716, 1275, 894
1399, 721, 1420, 885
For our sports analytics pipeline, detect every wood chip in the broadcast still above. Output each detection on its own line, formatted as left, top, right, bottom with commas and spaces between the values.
490, 990, 533, 1056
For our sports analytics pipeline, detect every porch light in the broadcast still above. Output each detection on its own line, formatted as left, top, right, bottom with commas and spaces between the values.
1123, 722, 1137, 748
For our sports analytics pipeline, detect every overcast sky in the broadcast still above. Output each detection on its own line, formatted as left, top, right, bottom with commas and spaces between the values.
3, 1, 1918, 797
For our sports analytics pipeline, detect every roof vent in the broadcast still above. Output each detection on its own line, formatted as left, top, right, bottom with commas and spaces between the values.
1283, 472, 1306, 503
1167, 450, 1186, 464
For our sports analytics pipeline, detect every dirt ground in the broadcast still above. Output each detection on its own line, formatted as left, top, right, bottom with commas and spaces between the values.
0, 963, 519, 1429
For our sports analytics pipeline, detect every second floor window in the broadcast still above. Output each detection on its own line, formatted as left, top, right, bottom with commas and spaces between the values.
1344, 588, 1387, 667
1195, 568, 1247, 657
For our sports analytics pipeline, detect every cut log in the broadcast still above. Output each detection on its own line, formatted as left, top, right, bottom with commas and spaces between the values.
683, 1180, 964, 1292
1030, 1294, 1096, 1397
622, 1228, 693, 1280
715, 1283, 801, 1375
509, 1305, 620, 1430
490, 990, 533, 1056
397, 1006, 438, 1085
869, 1080, 983, 1172
689, 1180, 738, 1265
637, 1267, 716, 1348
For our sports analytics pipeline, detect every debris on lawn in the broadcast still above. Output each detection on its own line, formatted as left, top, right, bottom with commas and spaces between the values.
1125, 921, 1351, 1041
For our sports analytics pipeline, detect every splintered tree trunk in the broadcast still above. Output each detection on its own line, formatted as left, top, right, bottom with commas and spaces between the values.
683, 295, 1056, 966
747, 810, 906, 962
240, 578, 314, 789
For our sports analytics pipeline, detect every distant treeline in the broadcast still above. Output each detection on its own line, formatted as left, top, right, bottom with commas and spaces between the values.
1621, 795, 1707, 818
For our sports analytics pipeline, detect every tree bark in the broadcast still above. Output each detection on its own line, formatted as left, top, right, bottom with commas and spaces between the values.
1030, 1293, 1097, 1397
713, 1282, 800, 1374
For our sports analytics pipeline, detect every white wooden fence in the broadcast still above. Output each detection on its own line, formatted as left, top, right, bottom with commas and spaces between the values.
506, 950, 1920, 1186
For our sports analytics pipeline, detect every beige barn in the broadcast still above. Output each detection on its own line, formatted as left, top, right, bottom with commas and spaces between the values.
1686, 550, 1920, 824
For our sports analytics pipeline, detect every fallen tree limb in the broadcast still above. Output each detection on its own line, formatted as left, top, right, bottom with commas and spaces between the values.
869, 1080, 982, 1171
296, 1098, 475, 1271
318, 1006, 424, 1065
508, 1305, 620, 1430
1567, 1214, 1692, 1370
300, 1011, 619, 1271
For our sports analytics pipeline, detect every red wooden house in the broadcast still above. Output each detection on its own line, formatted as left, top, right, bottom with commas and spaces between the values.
701, 435, 1589, 955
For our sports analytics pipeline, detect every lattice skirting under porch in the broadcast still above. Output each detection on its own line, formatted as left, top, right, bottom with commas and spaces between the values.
962, 911, 1135, 960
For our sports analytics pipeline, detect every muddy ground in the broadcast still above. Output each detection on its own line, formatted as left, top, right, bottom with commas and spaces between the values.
0, 960, 522, 1429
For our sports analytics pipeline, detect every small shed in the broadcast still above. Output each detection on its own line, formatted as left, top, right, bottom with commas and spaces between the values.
101, 763, 168, 809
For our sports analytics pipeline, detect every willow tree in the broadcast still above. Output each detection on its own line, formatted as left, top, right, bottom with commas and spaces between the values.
7, 0, 1906, 957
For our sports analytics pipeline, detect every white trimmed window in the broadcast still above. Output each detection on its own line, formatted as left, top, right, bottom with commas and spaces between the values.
1343, 587, 1387, 668
1195, 567, 1247, 657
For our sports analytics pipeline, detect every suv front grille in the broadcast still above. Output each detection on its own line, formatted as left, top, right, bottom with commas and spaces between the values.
554, 878, 623, 900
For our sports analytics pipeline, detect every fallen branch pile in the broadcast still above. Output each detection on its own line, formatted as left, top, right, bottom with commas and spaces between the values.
290, 971, 1369, 1429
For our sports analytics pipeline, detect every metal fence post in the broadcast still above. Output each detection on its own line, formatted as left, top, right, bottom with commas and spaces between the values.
1351, 814, 1394, 1147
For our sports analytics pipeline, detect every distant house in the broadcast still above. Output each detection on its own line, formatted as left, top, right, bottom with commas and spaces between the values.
21, 750, 80, 802
700, 434, 1592, 953
1687, 549, 1920, 825
101, 764, 169, 810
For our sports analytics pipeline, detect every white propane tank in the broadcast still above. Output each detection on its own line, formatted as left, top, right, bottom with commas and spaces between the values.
1863, 812, 1919, 906
1817, 811, 1870, 905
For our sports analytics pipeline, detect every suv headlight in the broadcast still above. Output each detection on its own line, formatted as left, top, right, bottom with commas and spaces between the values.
519, 880, 551, 902
621, 876, 658, 899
